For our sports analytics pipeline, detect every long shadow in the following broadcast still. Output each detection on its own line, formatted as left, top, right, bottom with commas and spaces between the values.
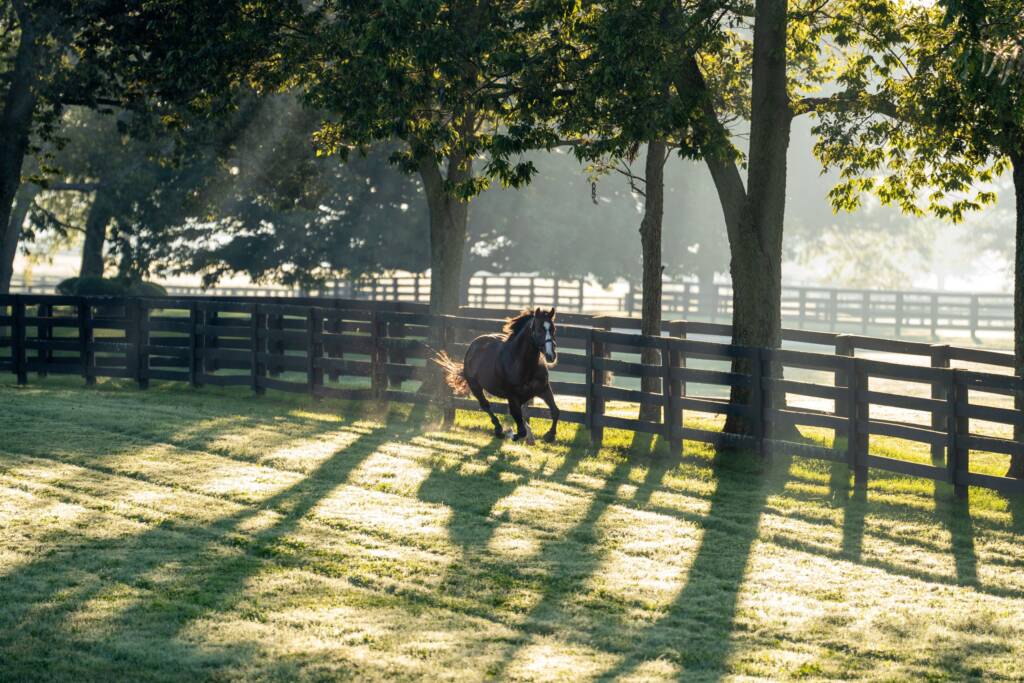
1012, 494, 1024, 538
481, 429, 666, 678
2, 388, 365, 475
0, 404, 428, 680
931, 445, 978, 586
547, 422, 597, 483
417, 436, 516, 551
936, 488, 978, 586
828, 463, 866, 562
596, 448, 794, 682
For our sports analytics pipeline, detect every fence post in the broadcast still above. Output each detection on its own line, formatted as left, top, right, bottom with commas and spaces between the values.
587, 327, 605, 448
133, 298, 149, 389
307, 307, 322, 397
250, 304, 265, 396
668, 321, 685, 454
370, 309, 383, 400
834, 334, 853, 419
661, 337, 679, 454
37, 301, 50, 377
577, 278, 585, 312
849, 358, 868, 488
946, 369, 968, 499
78, 298, 95, 386
13, 295, 26, 385
189, 301, 201, 388
930, 344, 950, 467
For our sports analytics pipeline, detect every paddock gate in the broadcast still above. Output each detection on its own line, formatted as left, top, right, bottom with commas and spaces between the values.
1, 294, 1022, 499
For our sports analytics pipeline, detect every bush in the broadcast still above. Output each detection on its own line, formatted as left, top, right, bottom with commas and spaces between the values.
126, 281, 168, 297
55, 277, 80, 296
55, 276, 166, 298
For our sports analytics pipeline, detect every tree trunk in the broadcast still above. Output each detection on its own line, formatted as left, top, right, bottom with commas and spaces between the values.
80, 188, 112, 278
0, 182, 38, 292
720, 0, 791, 435
0, 16, 41, 293
640, 140, 667, 422
1009, 152, 1024, 478
419, 154, 471, 315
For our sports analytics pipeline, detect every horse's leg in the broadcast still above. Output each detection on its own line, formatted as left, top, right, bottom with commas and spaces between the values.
508, 398, 534, 444
537, 385, 560, 443
468, 377, 505, 437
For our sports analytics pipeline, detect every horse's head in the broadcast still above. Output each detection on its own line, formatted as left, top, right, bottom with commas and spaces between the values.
530, 307, 557, 364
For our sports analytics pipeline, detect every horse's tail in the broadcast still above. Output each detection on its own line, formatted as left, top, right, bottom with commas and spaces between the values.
432, 351, 470, 396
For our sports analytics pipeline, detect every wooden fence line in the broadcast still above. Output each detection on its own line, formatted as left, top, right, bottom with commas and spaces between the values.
1, 293, 1022, 499
11, 274, 1015, 339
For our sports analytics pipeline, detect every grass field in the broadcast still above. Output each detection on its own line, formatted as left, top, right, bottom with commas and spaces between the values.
2, 379, 1024, 681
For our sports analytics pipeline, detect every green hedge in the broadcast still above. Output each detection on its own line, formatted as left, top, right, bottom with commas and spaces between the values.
56, 276, 168, 298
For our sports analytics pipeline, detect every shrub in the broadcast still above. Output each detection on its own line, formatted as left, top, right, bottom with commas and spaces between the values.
55, 276, 166, 297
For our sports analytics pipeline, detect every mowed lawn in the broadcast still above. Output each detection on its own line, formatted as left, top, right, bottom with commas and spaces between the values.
1, 380, 1023, 682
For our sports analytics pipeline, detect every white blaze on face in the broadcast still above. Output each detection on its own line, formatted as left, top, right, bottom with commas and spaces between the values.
543, 321, 554, 360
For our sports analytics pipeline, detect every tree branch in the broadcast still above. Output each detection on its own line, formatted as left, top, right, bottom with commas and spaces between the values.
792, 91, 899, 119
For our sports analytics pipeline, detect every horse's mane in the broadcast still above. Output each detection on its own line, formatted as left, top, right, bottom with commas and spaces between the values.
502, 310, 534, 339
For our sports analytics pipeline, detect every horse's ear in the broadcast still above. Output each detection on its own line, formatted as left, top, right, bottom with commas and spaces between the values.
534, 307, 541, 316
548, 307, 556, 319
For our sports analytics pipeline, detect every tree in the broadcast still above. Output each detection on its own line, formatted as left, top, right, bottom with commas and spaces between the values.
0, 1, 135, 292
812, 0, 1024, 477
652, 0, 908, 434
514, 0, 727, 420
181, 96, 430, 289
269, 1, 553, 313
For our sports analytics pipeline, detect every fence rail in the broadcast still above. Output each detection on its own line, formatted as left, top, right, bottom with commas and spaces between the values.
12, 273, 1012, 339
2, 293, 1021, 499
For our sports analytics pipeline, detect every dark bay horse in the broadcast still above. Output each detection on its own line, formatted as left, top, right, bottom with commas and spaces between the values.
434, 308, 560, 444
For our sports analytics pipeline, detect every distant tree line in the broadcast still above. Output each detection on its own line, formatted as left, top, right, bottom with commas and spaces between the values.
1, 0, 1022, 474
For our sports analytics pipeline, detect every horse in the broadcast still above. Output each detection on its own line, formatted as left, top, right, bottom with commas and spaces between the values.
434, 308, 560, 444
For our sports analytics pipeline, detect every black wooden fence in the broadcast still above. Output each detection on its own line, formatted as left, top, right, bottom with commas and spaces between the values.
12, 273, 1015, 339
2, 294, 1022, 499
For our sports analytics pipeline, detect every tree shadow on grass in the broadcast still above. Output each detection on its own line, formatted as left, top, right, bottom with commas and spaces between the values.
417, 436, 517, 551
595, 448, 794, 682
480, 429, 681, 678
1012, 493, 1024, 537
0, 404, 431, 681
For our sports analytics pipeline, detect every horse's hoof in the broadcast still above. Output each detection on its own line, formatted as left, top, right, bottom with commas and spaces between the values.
512, 431, 533, 444
493, 425, 505, 437
543, 431, 555, 443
